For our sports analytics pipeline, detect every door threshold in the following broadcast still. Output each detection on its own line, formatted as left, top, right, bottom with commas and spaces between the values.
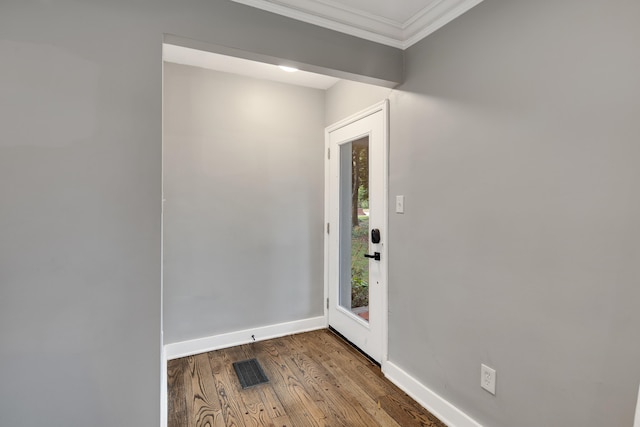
328, 326, 381, 367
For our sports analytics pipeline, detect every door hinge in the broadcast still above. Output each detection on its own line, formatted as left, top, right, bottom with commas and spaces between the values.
326, 222, 330, 234
326, 298, 329, 309
327, 147, 330, 159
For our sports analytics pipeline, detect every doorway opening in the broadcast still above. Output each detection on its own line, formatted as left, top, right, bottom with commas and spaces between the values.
161, 41, 391, 425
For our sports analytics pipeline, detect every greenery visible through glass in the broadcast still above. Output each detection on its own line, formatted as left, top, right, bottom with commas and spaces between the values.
350, 140, 369, 311
351, 216, 369, 308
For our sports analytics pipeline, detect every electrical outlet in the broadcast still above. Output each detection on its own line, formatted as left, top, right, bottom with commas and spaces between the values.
481, 364, 496, 395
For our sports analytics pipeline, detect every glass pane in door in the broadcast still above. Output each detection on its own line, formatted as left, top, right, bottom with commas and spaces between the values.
339, 137, 370, 322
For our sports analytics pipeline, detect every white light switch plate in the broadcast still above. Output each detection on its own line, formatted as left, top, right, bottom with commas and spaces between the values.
395, 195, 404, 213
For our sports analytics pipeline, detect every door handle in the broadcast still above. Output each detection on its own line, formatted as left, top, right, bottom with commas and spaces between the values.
364, 252, 381, 261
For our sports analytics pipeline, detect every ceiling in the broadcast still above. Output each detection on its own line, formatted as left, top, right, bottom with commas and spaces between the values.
163, 44, 340, 90
231, 0, 484, 49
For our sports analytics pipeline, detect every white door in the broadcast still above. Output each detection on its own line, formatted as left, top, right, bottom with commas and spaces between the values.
325, 101, 388, 364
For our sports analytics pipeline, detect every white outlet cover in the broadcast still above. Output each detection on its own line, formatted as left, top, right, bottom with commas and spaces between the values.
481, 364, 496, 395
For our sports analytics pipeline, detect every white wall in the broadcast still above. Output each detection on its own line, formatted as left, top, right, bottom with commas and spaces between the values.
163, 63, 325, 344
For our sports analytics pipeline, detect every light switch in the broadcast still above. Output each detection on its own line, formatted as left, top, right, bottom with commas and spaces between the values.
395, 195, 404, 214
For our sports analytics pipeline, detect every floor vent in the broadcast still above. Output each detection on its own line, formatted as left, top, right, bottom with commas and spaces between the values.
233, 358, 269, 389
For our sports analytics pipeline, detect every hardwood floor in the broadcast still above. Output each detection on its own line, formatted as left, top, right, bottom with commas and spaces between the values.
167, 329, 446, 427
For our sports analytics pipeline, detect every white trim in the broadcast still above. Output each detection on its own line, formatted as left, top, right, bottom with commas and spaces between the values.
382, 361, 483, 427
164, 316, 326, 360
403, 0, 484, 48
160, 340, 167, 427
634, 383, 640, 427
231, 0, 484, 49
324, 100, 389, 365
284, 0, 403, 28
160, 46, 167, 427
233, 0, 405, 48
325, 100, 388, 134
380, 100, 389, 364
324, 140, 331, 325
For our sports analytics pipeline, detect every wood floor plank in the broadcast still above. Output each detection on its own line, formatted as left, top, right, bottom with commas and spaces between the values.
286, 346, 378, 427
236, 344, 291, 422
183, 354, 226, 427
330, 371, 403, 427
299, 348, 402, 427
276, 357, 354, 426
297, 332, 393, 400
250, 339, 331, 426
168, 358, 188, 427
291, 330, 446, 427
222, 346, 275, 427
270, 414, 295, 427
379, 393, 445, 427
207, 350, 249, 427
168, 330, 447, 427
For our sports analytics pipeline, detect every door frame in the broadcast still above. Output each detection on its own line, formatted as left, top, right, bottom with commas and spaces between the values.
323, 100, 389, 365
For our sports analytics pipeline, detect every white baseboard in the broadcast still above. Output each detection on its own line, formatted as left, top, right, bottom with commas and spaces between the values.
634, 383, 640, 427
164, 316, 326, 360
382, 361, 482, 427
160, 339, 167, 427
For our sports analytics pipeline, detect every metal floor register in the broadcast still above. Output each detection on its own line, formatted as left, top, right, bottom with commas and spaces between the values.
232, 358, 269, 389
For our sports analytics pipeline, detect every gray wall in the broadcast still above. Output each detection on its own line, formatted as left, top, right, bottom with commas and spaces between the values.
163, 63, 325, 343
5, 0, 637, 424
0, 4, 162, 426
325, 80, 392, 126
386, 0, 640, 426
0, 1, 400, 425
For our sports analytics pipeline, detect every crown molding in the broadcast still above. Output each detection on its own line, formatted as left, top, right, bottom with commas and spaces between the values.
233, 0, 405, 48
403, 0, 484, 48
232, 0, 484, 49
